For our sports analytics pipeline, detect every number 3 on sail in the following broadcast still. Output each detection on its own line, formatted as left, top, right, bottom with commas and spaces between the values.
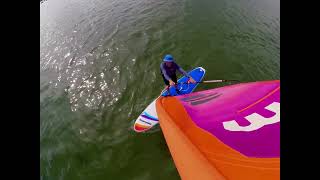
223, 102, 280, 132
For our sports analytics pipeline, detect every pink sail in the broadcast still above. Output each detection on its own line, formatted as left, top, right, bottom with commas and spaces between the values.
157, 80, 280, 180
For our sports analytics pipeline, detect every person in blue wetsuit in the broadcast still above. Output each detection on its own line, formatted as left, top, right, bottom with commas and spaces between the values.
160, 54, 196, 91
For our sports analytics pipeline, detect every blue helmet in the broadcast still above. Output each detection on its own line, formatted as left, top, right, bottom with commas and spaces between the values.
163, 54, 174, 62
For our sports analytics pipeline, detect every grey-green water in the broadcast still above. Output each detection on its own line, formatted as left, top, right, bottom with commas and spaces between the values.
40, 0, 279, 179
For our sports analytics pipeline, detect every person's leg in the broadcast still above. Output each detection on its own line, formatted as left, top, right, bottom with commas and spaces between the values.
161, 74, 171, 93
171, 74, 178, 83
169, 74, 179, 95
161, 73, 179, 96
161, 74, 170, 86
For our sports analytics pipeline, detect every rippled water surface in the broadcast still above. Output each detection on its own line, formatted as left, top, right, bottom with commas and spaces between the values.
40, 0, 279, 179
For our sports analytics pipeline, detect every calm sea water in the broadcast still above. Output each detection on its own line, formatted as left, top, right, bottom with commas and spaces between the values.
40, 0, 279, 179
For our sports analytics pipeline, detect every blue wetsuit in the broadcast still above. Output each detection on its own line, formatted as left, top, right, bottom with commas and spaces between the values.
160, 62, 190, 85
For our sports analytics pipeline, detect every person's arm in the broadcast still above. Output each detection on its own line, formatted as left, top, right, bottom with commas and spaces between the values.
160, 63, 172, 81
176, 64, 196, 83
176, 64, 190, 77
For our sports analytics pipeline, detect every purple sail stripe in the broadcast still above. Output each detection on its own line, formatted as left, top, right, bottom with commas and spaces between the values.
141, 115, 158, 121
